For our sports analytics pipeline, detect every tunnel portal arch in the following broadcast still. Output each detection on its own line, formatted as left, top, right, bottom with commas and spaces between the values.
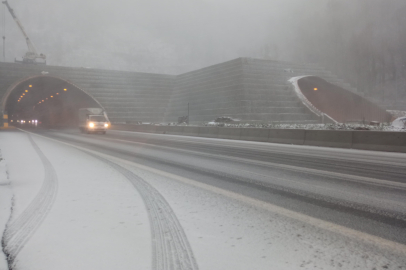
1, 75, 105, 114
2, 75, 109, 127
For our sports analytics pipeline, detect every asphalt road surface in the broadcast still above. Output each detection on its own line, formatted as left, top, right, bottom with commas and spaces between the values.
21, 127, 406, 242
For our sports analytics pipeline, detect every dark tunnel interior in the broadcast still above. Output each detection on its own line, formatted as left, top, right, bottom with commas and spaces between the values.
6, 76, 100, 127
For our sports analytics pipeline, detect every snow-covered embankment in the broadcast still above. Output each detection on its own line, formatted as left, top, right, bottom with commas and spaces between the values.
0, 153, 12, 270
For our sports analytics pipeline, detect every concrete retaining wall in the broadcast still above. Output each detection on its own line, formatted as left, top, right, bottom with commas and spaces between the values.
111, 124, 406, 153
352, 131, 406, 152
240, 128, 269, 142
304, 130, 352, 148
269, 129, 306, 145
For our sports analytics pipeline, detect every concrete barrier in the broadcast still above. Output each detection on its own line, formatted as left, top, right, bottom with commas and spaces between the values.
240, 128, 269, 142
218, 127, 241, 140
111, 124, 128, 131
304, 130, 352, 148
164, 126, 184, 135
139, 125, 156, 133
182, 126, 200, 137
268, 129, 305, 145
352, 131, 406, 153
154, 126, 166, 134
198, 127, 219, 138
110, 124, 406, 153
112, 124, 146, 132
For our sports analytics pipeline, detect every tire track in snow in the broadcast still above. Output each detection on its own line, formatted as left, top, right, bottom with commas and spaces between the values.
3, 135, 58, 265
91, 154, 199, 270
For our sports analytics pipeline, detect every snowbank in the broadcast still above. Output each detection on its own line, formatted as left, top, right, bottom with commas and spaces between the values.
0, 154, 12, 270
392, 117, 406, 129
0, 132, 151, 270
0, 158, 9, 186
202, 122, 406, 132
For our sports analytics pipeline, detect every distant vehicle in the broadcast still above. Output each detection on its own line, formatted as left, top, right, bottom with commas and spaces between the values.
78, 108, 109, 134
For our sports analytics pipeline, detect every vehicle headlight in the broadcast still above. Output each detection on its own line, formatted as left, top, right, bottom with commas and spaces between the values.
104, 123, 108, 128
89, 122, 95, 128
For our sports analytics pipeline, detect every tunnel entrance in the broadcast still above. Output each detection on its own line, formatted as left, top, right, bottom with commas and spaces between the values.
297, 76, 392, 123
3, 76, 103, 128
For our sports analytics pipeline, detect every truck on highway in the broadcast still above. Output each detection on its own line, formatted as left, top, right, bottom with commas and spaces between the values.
78, 108, 109, 134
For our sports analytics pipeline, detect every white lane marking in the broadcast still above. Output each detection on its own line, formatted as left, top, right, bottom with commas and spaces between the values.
71, 133, 406, 191
18, 129, 406, 256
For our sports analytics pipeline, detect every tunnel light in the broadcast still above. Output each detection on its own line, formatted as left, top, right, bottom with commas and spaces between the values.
56, 93, 59, 95
64, 88, 67, 91
50, 96, 53, 98
22, 93, 25, 95
29, 85, 32, 87
25, 90, 28, 92
46, 98, 48, 100
42, 100, 44, 102
314, 88, 318, 91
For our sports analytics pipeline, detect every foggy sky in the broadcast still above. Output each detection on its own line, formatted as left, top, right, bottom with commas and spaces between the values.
0, 0, 341, 74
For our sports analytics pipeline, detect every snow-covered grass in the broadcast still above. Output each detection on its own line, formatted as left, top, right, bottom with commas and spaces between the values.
133, 120, 406, 131
0, 152, 12, 270
205, 122, 406, 131
165, 122, 405, 132
0, 132, 151, 270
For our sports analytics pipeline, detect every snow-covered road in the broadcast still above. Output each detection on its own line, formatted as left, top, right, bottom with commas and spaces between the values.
1, 128, 406, 269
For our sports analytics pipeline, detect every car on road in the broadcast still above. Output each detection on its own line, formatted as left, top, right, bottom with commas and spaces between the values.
78, 108, 109, 134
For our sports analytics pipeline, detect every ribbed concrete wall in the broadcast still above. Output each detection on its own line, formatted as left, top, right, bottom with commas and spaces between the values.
0, 62, 175, 123
164, 58, 246, 122
164, 58, 356, 123
0, 58, 361, 124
